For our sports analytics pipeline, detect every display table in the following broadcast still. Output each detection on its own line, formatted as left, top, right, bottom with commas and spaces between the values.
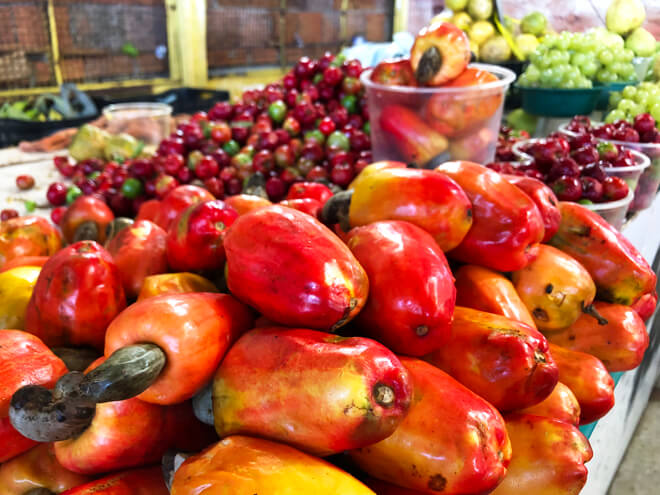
0, 149, 659, 492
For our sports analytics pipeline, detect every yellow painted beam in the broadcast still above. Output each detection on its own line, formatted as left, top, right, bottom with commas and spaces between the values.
46, 0, 63, 86
164, 0, 182, 83
393, 0, 409, 34
169, 0, 208, 87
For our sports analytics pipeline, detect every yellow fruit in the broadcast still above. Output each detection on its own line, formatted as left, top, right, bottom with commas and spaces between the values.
480, 35, 512, 64
452, 12, 473, 32
516, 34, 540, 59
446, 0, 469, 11
467, 0, 493, 21
0, 266, 41, 330
469, 20, 496, 45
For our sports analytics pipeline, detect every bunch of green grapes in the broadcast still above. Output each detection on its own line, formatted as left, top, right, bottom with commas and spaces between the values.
518, 29, 637, 89
606, 81, 660, 123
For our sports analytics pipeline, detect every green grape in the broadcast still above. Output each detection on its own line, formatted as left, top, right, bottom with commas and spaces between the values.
619, 64, 636, 82
549, 70, 563, 87
597, 69, 616, 84
581, 61, 599, 79
622, 49, 634, 62
526, 64, 541, 82
630, 103, 645, 116
634, 91, 649, 108
622, 86, 637, 99
609, 61, 625, 76
580, 77, 593, 89
581, 36, 598, 53
559, 51, 571, 64
567, 66, 582, 80
556, 33, 571, 50
540, 67, 555, 86
598, 49, 614, 65
518, 73, 532, 87
650, 103, 660, 122
618, 98, 637, 113
606, 108, 626, 123
609, 91, 623, 107
547, 49, 562, 66
560, 79, 577, 89
571, 52, 588, 68
537, 54, 552, 69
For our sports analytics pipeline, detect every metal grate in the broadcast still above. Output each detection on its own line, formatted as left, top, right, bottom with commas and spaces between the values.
0, 1, 55, 89
206, 0, 394, 75
54, 0, 169, 84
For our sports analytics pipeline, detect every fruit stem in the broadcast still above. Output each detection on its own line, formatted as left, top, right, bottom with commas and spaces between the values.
415, 46, 443, 85
373, 383, 395, 407
9, 344, 167, 443
320, 190, 352, 232
582, 302, 609, 326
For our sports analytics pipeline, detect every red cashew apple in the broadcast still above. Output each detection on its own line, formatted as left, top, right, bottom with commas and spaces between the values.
518, 382, 581, 426
0, 216, 61, 269
61, 466, 169, 494
153, 185, 214, 231
410, 21, 470, 86
60, 195, 114, 244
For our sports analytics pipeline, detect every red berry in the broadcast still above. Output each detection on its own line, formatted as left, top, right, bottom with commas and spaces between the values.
1, 209, 19, 221
306, 166, 328, 181
323, 66, 343, 86
318, 116, 336, 136
550, 175, 582, 202
582, 161, 608, 182
580, 177, 604, 202
195, 156, 220, 180
282, 72, 297, 91
613, 127, 640, 143
602, 176, 629, 201
633, 113, 656, 135
283, 116, 301, 136
130, 159, 154, 180
16, 174, 35, 190
154, 174, 179, 199
177, 166, 193, 183
274, 145, 295, 168
225, 177, 243, 196
571, 146, 599, 166
547, 157, 580, 182
330, 107, 349, 128
54, 156, 75, 177
220, 166, 238, 182
330, 163, 354, 187
301, 142, 324, 162
210, 122, 232, 144
293, 101, 317, 126
252, 150, 275, 173
50, 206, 66, 225
46, 182, 68, 206
208, 101, 233, 121
349, 130, 370, 151
265, 176, 287, 201
343, 59, 363, 78
204, 177, 225, 198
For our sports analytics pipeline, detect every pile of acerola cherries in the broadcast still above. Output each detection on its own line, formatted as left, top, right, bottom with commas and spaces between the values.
565, 114, 660, 143
44, 53, 371, 217
494, 126, 531, 162
488, 129, 632, 203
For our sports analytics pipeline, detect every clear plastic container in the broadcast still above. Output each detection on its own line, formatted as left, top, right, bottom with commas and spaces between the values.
513, 138, 649, 214
582, 188, 634, 230
558, 122, 660, 212
102, 102, 173, 146
361, 64, 516, 167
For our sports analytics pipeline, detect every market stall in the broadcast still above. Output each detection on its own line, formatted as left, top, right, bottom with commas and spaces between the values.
1, 1, 660, 494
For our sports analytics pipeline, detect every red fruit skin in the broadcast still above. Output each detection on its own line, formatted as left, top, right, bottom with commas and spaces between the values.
410, 22, 470, 86
348, 167, 472, 252
546, 301, 649, 372
225, 205, 368, 331
224, 194, 272, 216
285, 181, 333, 205
152, 185, 214, 231
503, 174, 561, 243
549, 202, 656, 306
549, 343, 615, 424
105, 220, 168, 299
518, 382, 581, 426
104, 293, 253, 405
346, 221, 456, 356
632, 290, 657, 322
425, 307, 558, 412
0, 216, 61, 269
0, 330, 68, 462
0, 255, 48, 272
370, 58, 417, 86
61, 196, 115, 245
212, 327, 412, 456
348, 357, 511, 495
0, 416, 37, 464
437, 161, 545, 272
489, 414, 592, 495
379, 104, 448, 166
60, 467, 168, 495
279, 198, 323, 218
24, 241, 126, 350
166, 200, 238, 272
454, 264, 536, 329
135, 199, 161, 223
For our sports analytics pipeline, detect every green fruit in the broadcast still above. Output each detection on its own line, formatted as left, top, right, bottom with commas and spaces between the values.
467, 0, 492, 21
268, 100, 287, 123
121, 178, 143, 199
625, 27, 656, 57
606, 0, 645, 35
66, 186, 82, 205
480, 35, 511, 64
446, 0, 468, 11
516, 34, 540, 59
506, 108, 538, 135
222, 140, 240, 156
521, 12, 547, 36
326, 131, 350, 151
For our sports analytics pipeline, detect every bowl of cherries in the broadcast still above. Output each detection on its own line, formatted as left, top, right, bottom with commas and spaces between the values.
488, 132, 649, 229
561, 114, 660, 212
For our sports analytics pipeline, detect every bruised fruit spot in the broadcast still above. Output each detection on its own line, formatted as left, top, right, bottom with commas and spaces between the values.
373, 383, 395, 407
466, 207, 472, 219
545, 284, 553, 294
428, 473, 447, 491
533, 308, 549, 321
415, 325, 429, 337
533, 349, 547, 363
330, 297, 359, 332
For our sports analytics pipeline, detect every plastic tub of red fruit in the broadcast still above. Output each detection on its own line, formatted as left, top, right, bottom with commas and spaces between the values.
581, 188, 635, 230
559, 120, 660, 212
361, 63, 516, 167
